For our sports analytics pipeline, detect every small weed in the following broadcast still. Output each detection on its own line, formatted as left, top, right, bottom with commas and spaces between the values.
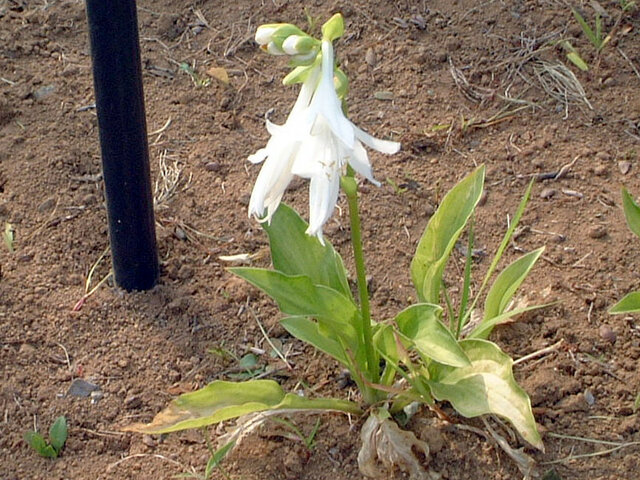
24, 416, 68, 459
177, 433, 235, 480
386, 177, 407, 195
572, 8, 607, 51
3, 222, 14, 252
270, 417, 321, 450
620, 0, 636, 13
179, 63, 211, 88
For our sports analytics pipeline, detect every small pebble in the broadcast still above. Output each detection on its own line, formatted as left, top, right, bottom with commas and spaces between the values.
599, 324, 616, 343
37, 197, 56, 212
174, 226, 187, 241
584, 389, 595, 406
68, 378, 100, 397
32, 84, 56, 100
619, 160, 632, 175
204, 161, 221, 172
90, 390, 104, 404
540, 188, 557, 199
588, 225, 607, 239
478, 190, 488, 206
142, 435, 157, 447
365, 47, 377, 67
594, 164, 608, 176
125, 395, 142, 409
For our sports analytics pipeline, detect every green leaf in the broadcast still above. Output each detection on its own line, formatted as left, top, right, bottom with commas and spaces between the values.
280, 316, 348, 366
572, 8, 599, 48
205, 440, 235, 478
566, 51, 589, 71
427, 339, 542, 450
230, 268, 358, 343
124, 380, 361, 434
24, 431, 57, 458
609, 291, 640, 314
411, 166, 485, 304
395, 304, 470, 367
263, 204, 352, 299
483, 248, 544, 322
237, 353, 259, 370
48, 416, 68, 454
621, 188, 640, 239
469, 302, 555, 340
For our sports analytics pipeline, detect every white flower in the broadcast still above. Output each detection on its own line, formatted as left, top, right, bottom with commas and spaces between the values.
248, 40, 400, 241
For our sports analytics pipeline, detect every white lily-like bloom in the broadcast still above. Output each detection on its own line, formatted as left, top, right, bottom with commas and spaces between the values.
248, 40, 400, 241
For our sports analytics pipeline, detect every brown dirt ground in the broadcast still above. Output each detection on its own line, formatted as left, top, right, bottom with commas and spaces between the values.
2, 0, 640, 479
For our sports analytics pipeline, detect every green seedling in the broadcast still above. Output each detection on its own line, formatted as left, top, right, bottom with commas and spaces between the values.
3, 222, 15, 252
179, 63, 211, 88
270, 417, 321, 450
572, 8, 607, 51
227, 353, 265, 380
386, 178, 407, 195
620, 0, 636, 13
610, 188, 640, 313
561, 41, 590, 71
177, 435, 235, 480
24, 416, 68, 459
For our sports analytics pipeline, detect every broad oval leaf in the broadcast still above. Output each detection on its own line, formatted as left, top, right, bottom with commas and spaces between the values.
482, 247, 544, 327
622, 188, 640, 239
124, 380, 361, 434
427, 339, 542, 450
609, 291, 640, 314
48, 416, 68, 454
280, 316, 348, 366
411, 166, 485, 304
230, 268, 358, 341
263, 204, 352, 299
24, 431, 57, 458
395, 304, 470, 367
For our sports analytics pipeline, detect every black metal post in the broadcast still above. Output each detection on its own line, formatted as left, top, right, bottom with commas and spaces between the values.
85, 0, 159, 291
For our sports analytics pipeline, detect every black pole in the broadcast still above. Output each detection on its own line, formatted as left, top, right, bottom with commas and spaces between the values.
85, 0, 159, 291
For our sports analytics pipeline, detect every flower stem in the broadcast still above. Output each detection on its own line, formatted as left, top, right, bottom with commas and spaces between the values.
342, 169, 379, 403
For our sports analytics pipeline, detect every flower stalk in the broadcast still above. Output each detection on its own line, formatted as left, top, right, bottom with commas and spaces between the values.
342, 169, 380, 403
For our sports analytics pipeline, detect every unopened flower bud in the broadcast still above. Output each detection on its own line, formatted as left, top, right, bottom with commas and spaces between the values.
266, 41, 286, 55
334, 68, 349, 100
255, 24, 279, 46
282, 35, 317, 55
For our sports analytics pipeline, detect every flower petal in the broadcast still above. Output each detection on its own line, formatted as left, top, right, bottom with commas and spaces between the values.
348, 141, 380, 186
305, 167, 341, 243
307, 41, 355, 149
353, 125, 401, 154
248, 148, 268, 164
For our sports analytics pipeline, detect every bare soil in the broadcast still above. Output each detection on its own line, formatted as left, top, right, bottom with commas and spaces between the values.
2, 1, 640, 479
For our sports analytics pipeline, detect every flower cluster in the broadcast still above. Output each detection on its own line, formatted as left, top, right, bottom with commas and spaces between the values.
248, 15, 400, 241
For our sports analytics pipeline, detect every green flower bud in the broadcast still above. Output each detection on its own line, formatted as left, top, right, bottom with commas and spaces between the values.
321, 13, 344, 42
282, 35, 318, 55
334, 67, 349, 100
255, 24, 281, 46
266, 41, 286, 55
271, 24, 307, 48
